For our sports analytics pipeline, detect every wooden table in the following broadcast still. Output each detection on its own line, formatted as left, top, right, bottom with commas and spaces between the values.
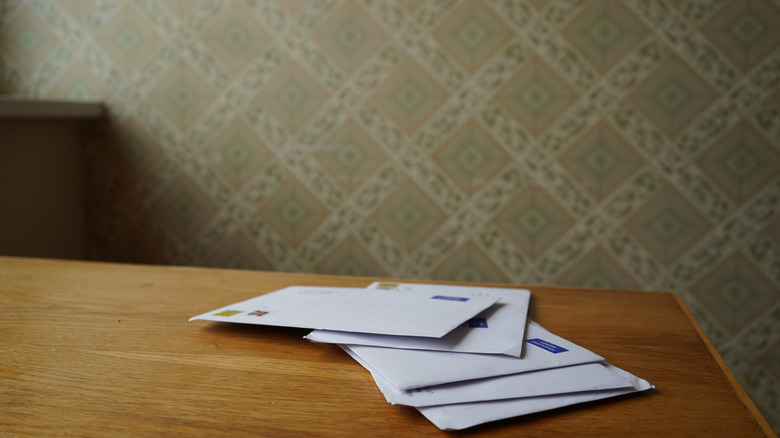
1, 256, 773, 437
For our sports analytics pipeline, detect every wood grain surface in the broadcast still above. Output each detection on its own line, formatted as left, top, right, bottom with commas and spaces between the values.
0, 256, 773, 437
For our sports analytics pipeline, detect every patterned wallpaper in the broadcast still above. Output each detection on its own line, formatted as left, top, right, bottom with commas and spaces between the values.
1, 0, 778, 430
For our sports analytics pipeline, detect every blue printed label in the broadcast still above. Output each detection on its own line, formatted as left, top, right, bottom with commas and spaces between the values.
431, 295, 469, 302
468, 317, 488, 328
527, 338, 568, 354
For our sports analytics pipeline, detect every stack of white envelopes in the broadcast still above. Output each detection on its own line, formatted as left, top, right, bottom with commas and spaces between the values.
190, 282, 653, 430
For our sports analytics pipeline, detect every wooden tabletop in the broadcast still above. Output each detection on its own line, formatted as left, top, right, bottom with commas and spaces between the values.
0, 256, 773, 437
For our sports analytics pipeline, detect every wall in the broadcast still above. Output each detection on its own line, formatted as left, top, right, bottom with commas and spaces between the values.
1, 0, 778, 430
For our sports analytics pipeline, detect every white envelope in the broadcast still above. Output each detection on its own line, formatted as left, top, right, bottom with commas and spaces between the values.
362, 360, 633, 407
342, 320, 604, 390
189, 286, 498, 338
306, 282, 531, 356
417, 364, 654, 430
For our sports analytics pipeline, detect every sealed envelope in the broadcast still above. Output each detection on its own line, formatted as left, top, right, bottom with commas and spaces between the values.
190, 286, 499, 338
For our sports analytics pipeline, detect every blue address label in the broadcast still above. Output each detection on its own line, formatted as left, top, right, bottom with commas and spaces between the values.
468, 317, 488, 328
431, 295, 470, 302
526, 338, 569, 354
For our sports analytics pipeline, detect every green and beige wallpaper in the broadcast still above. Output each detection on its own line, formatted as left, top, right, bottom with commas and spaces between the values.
1, 0, 778, 430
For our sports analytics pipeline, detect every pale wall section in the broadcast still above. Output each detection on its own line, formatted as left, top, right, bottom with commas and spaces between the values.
0, 1, 778, 431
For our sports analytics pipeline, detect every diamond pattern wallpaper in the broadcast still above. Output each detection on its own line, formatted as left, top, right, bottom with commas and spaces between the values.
1, 0, 778, 430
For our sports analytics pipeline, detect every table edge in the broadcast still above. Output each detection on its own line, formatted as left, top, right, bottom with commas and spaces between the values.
671, 293, 776, 437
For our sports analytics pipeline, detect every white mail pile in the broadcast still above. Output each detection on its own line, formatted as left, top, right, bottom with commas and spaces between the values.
190, 282, 653, 430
